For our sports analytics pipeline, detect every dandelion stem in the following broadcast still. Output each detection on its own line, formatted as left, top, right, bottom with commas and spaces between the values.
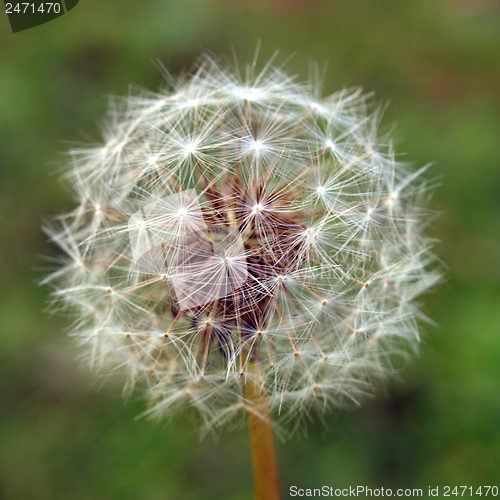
245, 361, 281, 500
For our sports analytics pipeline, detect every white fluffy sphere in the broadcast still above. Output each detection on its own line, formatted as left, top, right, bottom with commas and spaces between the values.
45, 56, 439, 432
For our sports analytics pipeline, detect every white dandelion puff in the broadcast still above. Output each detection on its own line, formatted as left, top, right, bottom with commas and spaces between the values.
44, 55, 440, 435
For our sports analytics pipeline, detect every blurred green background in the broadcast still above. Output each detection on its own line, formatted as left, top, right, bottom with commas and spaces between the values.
0, 1, 499, 498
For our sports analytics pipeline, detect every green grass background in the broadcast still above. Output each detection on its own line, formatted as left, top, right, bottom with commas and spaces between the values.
0, 1, 499, 498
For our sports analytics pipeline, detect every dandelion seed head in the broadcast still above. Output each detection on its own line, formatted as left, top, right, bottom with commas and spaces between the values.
44, 55, 439, 435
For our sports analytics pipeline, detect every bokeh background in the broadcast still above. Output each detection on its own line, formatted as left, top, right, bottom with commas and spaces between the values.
1, 1, 499, 498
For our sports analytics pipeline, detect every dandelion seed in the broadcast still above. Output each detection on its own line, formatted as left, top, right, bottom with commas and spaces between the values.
324, 139, 336, 151
252, 203, 264, 214
316, 185, 326, 196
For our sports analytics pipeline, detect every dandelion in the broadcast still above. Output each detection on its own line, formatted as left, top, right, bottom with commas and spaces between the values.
44, 54, 439, 499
